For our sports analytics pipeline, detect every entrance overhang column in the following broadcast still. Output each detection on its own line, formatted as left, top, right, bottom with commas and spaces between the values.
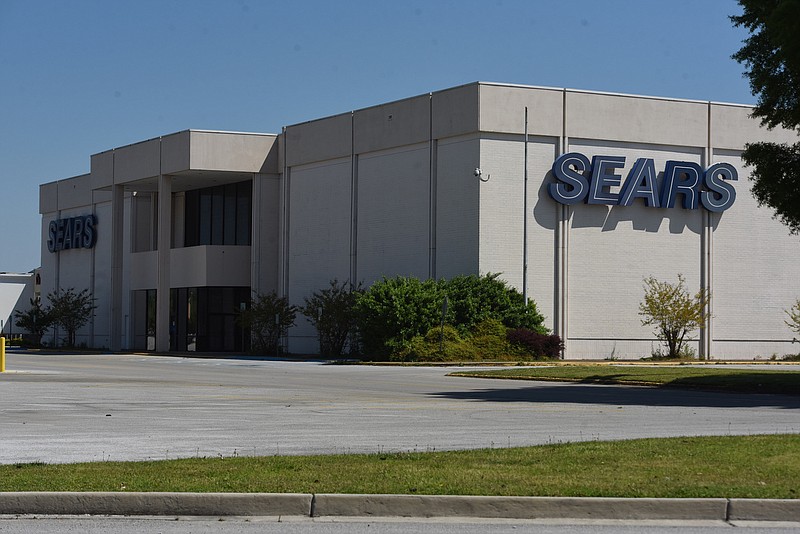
156, 174, 172, 352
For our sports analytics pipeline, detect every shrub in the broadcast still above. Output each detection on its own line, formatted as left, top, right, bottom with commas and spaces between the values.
355, 274, 548, 359
301, 280, 363, 357
237, 292, 297, 355
393, 325, 477, 362
508, 328, 564, 359
355, 277, 445, 359
639, 274, 709, 360
441, 274, 547, 335
469, 318, 513, 360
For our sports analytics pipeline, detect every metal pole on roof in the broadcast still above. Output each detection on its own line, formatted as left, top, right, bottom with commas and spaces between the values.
523, 107, 529, 304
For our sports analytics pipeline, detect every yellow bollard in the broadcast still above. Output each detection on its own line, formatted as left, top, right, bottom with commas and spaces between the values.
1, 336, 5, 373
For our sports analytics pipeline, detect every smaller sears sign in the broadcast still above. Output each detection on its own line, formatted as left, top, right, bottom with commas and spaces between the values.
47, 214, 97, 252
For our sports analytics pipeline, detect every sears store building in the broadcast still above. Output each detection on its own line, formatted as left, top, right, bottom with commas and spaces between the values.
39, 82, 800, 359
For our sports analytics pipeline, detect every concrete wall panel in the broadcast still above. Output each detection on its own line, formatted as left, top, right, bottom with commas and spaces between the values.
357, 145, 430, 285
711, 103, 799, 150
566, 92, 708, 148
435, 136, 480, 280
55, 175, 93, 211
114, 138, 161, 183
354, 95, 431, 154
160, 131, 191, 175
710, 151, 800, 354
479, 84, 563, 137
90, 150, 114, 190
431, 84, 479, 140
253, 174, 280, 295
565, 141, 704, 355
287, 159, 352, 354
285, 113, 352, 167
189, 131, 278, 174
91, 201, 112, 349
39, 183, 58, 214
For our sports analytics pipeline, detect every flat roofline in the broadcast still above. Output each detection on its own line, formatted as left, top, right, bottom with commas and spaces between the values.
477, 81, 755, 108
283, 81, 755, 130
92, 129, 278, 157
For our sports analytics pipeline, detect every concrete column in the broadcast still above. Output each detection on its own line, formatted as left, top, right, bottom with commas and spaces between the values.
251, 174, 261, 297
156, 175, 172, 352
110, 184, 124, 351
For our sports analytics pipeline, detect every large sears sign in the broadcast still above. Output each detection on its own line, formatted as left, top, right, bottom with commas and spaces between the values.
47, 214, 97, 253
549, 153, 737, 212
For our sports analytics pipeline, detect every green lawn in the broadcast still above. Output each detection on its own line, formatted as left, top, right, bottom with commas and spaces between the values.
2, 435, 799, 498
449, 365, 800, 395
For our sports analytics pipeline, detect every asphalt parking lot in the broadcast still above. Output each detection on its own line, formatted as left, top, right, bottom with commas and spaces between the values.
2, 352, 800, 464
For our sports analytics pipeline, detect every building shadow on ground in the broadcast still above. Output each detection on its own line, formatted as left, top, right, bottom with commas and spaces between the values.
431, 380, 800, 409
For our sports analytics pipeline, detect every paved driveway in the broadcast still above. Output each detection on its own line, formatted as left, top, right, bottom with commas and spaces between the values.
1, 353, 799, 464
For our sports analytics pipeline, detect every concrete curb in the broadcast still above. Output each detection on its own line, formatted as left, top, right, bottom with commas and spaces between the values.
0, 493, 797, 521
728, 498, 800, 522
0, 492, 311, 517
311, 494, 728, 520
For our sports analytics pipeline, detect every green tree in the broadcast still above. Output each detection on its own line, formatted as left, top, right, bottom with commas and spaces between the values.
301, 280, 363, 357
237, 292, 297, 355
14, 298, 54, 346
639, 275, 710, 360
731, 0, 800, 234
48, 288, 96, 348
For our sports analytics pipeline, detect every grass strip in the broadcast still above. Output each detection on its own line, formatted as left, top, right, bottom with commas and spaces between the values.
449, 365, 800, 395
2, 435, 799, 498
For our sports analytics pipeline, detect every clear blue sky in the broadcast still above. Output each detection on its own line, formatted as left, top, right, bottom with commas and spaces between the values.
0, 0, 752, 273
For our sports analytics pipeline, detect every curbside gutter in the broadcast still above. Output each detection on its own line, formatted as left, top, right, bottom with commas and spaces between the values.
1, 493, 799, 521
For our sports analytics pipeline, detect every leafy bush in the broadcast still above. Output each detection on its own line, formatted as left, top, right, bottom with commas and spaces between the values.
355, 274, 547, 359
237, 292, 297, 355
355, 277, 445, 358
301, 280, 363, 357
393, 324, 477, 362
507, 328, 564, 359
639, 274, 709, 360
468, 318, 514, 360
442, 274, 546, 334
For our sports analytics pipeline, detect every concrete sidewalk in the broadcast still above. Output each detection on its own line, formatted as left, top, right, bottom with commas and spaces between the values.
0, 493, 798, 522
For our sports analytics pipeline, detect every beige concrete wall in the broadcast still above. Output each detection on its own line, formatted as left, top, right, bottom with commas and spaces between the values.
354, 95, 431, 154
566, 92, 708, 148
357, 144, 431, 285
432, 84, 479, 140
113, 138, 161, 184
252, 174, 280, 296
285, 113, 352, 167
90, 150, 114, 190
710, 150, 800, 358
435, 135, 480, 280
130, 246, 251, 290
286, 158, 353, 354
160, 131, 191, 175
479, 84, 563, 137
564, 141, 704, 359
711, 103, 800, 150
189, 131, 278, 174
